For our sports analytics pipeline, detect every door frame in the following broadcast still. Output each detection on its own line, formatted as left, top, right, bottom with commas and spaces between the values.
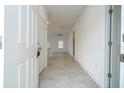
73, 31, 75, 58
104, 5, 121, 88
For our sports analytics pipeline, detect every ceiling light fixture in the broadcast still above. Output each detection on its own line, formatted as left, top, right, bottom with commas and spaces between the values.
46, 21, 50, 24
57, 34, 63, 39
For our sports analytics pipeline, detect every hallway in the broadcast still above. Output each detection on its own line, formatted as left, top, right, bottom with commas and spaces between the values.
39, 52, 99, 88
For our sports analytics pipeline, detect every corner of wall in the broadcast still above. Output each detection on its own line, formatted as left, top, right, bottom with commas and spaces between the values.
38, 5, 47, 20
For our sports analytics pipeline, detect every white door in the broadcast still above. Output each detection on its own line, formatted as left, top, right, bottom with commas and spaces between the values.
4, 5, 39, 88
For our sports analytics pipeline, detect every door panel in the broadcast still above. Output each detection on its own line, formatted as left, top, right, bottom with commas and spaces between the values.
27, 58, 32, 88
31, 58, 34, 87
31, 10, 35, 46
31, 57, 36, 88
18, 60, 27, 88
18, 6, 28, 46
28, 6, 34, 47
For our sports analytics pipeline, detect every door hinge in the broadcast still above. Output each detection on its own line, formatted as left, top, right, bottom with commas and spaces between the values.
108, 41, 112, 46
108, 73, 112, 78
109, 9, 113, 14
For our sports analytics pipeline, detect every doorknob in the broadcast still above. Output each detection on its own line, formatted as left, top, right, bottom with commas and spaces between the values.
37, 51, 40, 58
37, 47, 42, 58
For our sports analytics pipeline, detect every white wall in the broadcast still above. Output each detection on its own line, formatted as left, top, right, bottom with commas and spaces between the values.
120, 5, 124, 88
37, 6, 48, 73
68, 32, 73, 56
48, 33, 68, 53
38, 6, 47, 20
68, 6, 106, 87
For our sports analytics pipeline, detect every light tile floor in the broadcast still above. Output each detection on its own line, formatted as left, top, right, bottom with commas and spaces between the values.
39, 52, 99, 88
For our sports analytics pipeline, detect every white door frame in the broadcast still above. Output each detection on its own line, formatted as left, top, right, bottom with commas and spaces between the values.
105, 5, 121, 88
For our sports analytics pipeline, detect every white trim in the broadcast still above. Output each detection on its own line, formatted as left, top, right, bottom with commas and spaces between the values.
104, 5, 110, 88
111, 5, 121, 88
105, 5, 121, 88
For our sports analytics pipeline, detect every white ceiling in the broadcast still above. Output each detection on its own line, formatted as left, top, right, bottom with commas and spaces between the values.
45, 5, 84, 34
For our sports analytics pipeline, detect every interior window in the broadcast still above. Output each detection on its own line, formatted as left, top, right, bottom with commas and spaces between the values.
58, 40, 64, 48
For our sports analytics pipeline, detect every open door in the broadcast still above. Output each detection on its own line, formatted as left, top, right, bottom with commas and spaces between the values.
4, 5, 39, 88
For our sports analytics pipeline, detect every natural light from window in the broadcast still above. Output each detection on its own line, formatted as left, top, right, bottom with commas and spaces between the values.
58, 40, 64, 48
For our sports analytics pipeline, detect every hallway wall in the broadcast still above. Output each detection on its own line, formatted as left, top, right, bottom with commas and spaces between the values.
67, 6, 106, 87
68, 32, 73, 56
37, 6, 48, 73
38, 6, 47, 20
